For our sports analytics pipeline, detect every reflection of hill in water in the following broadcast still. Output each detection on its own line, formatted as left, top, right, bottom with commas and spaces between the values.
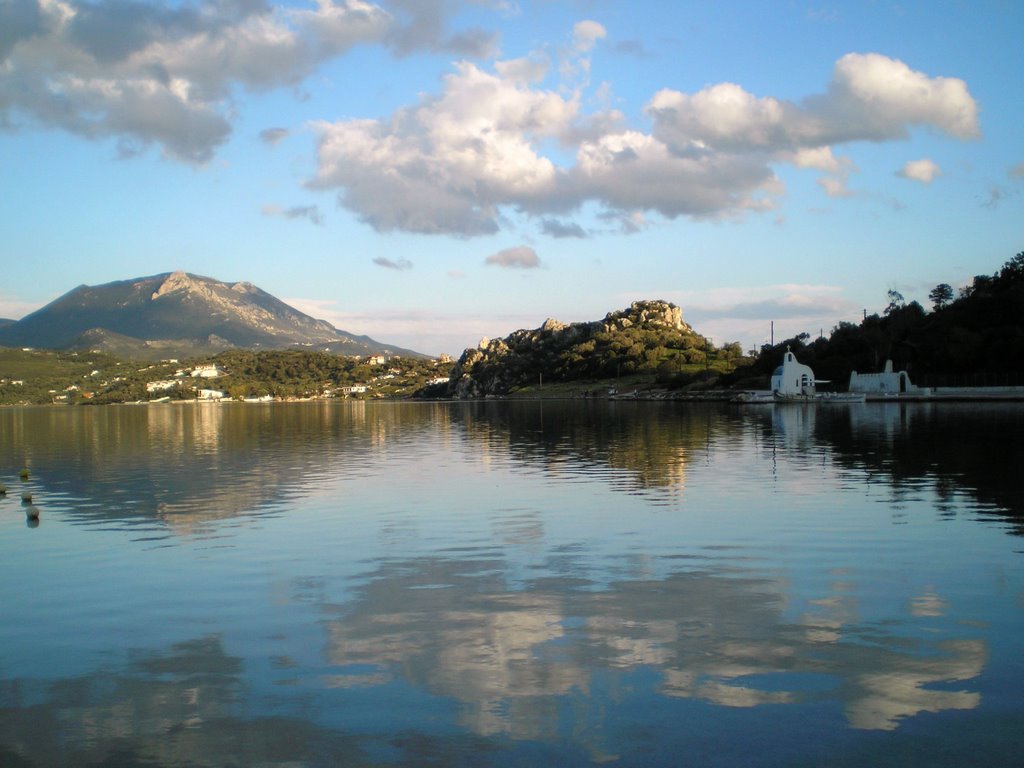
801, 403, 1024, 524
450, 401, 745, 501
0, 403, 456, 533
2, 401, 1020, 534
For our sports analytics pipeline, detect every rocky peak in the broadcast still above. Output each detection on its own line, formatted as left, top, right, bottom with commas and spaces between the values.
151, 271, 197, 300
604, 300, 687, 333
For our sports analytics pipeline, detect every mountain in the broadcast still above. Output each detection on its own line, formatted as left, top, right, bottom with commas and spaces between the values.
0, 272, 425, 360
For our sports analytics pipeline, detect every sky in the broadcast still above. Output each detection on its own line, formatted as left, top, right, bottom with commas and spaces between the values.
1, 0, 1022, 358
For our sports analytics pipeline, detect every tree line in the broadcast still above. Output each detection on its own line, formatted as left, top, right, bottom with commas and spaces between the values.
732, 250, 1024, 389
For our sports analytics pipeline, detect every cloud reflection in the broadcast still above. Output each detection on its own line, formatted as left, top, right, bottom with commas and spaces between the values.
320, 555, 984, 738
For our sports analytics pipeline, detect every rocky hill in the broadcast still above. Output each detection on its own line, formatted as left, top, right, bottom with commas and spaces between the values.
447, 300, 732, 398
0, 272, 424, 360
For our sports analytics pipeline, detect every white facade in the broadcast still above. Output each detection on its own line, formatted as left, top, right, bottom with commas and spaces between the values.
191, 365, 225, 378
771, 350, 816, 396
848, 360, 920, 395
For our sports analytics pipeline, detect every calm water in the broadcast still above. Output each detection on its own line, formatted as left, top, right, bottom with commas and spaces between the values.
1, 400, 1022, 767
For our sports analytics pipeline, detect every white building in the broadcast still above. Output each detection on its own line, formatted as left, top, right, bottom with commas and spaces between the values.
191, 365, 226, 378
771, 349, 816, 396
848, 360, 923, 395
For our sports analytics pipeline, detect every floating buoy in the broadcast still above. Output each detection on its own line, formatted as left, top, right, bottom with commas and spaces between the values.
20, 469, 30, 480
21, 490, 32, 503
0, 482, 7, 494
25, 505, 40, 520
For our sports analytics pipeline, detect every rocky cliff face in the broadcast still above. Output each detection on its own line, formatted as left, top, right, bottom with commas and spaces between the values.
448, 300, 698, 398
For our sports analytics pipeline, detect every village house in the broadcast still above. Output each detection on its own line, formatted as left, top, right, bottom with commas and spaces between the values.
190, 364, 226, 378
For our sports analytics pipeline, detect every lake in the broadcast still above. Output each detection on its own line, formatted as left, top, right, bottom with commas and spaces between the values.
1, 400, 1022, 767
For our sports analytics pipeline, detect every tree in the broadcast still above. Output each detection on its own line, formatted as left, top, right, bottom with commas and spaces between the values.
884, 289, 906, 316
999, 251, 1024, 284
928, 283, 954, 311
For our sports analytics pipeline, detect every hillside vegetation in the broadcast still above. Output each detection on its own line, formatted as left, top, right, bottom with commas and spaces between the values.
730, 249, 1024, 390
0, 349, 450, 405
447, 300, 747, 398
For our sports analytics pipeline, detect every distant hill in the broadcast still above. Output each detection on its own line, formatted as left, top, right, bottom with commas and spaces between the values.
446, 300, 744, 397
0, 272, 426, 360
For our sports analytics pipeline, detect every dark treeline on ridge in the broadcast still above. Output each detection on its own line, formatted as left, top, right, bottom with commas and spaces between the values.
732, 250, 1024, 390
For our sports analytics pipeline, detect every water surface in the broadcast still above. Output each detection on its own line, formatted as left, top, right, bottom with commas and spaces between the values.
1, 401, 1021, 766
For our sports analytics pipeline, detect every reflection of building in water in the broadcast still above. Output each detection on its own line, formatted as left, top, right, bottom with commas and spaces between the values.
846, 400, 914, 441
771, 401, 817, 448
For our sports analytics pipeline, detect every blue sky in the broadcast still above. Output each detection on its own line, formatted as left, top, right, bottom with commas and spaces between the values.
1, 0, 1022, 357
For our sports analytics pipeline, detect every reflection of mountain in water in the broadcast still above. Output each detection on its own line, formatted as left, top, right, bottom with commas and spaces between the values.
0, 403, 456, 534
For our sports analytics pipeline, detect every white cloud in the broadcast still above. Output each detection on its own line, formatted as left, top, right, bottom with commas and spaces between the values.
309, 60, 574, 235
308, 46, 978, 237
647, 53, 978, 153
485, 245, 540, 268
572, 20, 606, 53
0, 0, 491, 163
897, 158, 941, 184
571, 129, 780, 218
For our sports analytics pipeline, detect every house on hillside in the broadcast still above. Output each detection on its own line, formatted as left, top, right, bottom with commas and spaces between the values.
191, 364, 226, 378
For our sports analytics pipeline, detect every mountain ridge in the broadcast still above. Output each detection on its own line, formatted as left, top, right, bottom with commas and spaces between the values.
0, 272, 426, 360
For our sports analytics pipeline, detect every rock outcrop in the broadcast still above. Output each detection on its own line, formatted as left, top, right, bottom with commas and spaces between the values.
447, 300, 700, 398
